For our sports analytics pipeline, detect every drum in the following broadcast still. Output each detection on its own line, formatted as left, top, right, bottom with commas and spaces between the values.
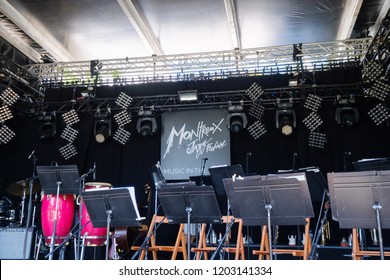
41, 194, 75, 245
81, 182, 112, 246
0, 198, 13, 222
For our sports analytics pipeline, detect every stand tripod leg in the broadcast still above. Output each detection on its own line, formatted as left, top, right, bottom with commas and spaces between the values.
373, 203, 384, 260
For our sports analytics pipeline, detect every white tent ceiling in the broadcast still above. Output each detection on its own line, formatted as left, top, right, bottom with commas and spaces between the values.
0, 0, 389, 63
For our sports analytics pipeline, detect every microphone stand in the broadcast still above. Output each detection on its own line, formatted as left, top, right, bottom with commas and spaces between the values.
245, 153, 251, 175
200, 158, 207, 186
75, 164, 96, 260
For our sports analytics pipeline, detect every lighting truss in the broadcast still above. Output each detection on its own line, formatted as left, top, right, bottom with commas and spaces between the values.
361, 61, 384, 83
0, 105, 13, 122
246, 83, 264, 101
60, 126, 79, 142
0, 87, 19, 106
247, 120, 267, 139
303, 112, 323, 131
115, 92, 133, 109
0, 124, 15, 144
62, 109, 80, 125
364, 79, 390, 101
308, 131, 327, 149
114, 110, 132, 126
113, 126, 131, 145
248, 103, 265, 119
368, 103, 390, 125
24, 38, 371, 87
59, 143, 78, 160
304, 94, 322, 111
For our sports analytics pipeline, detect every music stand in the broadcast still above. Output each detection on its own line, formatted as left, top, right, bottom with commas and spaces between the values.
36, 165, 80, 260
328, 170, 390, 259
81, 186, 144, 260
223, 173, 314, 259
158, 183, 222, 259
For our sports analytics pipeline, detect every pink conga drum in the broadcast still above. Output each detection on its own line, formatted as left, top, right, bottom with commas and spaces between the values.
81, 182, 112, 246
41, 194, 75, 245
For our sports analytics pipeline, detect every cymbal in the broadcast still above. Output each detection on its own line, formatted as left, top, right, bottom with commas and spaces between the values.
7, 179, 41, 197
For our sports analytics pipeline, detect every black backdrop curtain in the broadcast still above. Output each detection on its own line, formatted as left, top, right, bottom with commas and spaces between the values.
1, 67, 390, 249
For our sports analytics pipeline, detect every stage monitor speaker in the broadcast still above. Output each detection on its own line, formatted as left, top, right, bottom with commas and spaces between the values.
0, 227, 35, 259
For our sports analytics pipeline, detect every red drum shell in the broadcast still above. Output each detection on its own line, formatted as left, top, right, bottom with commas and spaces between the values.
81, 182, 112, 246
41, 194, 75, 246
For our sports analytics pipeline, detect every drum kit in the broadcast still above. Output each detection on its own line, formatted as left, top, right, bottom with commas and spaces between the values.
2, 177, 116, 259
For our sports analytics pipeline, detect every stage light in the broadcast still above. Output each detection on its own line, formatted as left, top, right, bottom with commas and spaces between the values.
303, 112, 323, 131
308, 131, 327, 149
113, 126, 131, 145
368, 103, 390, 125
136, 110, 157, 136
335, 97, 359, 127
275, 102, 296, 136
0, 105, 13, 122
362, 61, 383, 83
364, 79, 390, 101
226, 105, 247, 133
114, 110, 132, 127
178, 90, 198, 102
247, 120, 267, 139
62, 109, 80, 126
248, 103, 265, 120
0, 124, 15, 144
94, 111, 112, 143
59, 143, 77, 160
0, 87, 19, 106
38, 112, 57, 139
60, 126, 79, 142
115, 92, 133, 109
246, 83, 264, 101
304, 94, 322, 112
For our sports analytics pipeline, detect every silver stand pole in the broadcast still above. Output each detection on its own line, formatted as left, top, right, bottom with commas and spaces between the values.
373, 202, 384, 260
186, 206, 192, 260
48, 181, 61, 260
265, 204, 273, 260
105, 210, 112, 260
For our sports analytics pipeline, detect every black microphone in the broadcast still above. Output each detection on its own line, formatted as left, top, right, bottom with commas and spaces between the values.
28, 150, 35, 159
203, 158, 208, 161
93, 162, 96, 181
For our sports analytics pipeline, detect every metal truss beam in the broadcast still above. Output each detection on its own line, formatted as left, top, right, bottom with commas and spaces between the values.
23, 38, 371, 88
13, 82, 364, 117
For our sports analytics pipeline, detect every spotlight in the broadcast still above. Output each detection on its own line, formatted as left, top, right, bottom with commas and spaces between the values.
62, 109, 80, 126
303, 112, 323, 131
136, 110, 157, 136
226, 105, 247, 133
247, 120, 267, 139
308, 131, 327, 149
335, 97, 359, 127
115, 92, 133, 109
246, 83, 264, 101
368, 103, 390, 125
178, 90, 198, 102
113, 126, 131, 145
94, 111, 112, 143
59, 143, 77, 160
0, 124, 15, 144
364, 79, 390, 101
304, 94, 322, 112
275, 102, 296, 135
38, 112, 57, 139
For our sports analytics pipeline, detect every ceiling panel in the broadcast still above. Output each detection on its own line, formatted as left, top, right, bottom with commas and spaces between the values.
0, 0, 389, 63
